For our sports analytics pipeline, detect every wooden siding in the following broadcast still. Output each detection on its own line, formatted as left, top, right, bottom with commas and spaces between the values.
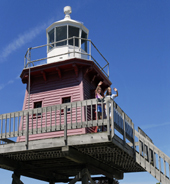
17, 70, 85, 142
83, 75, 97, 133
83, 75, 96, 100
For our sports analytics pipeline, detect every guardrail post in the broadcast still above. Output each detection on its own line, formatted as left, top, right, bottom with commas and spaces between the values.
89, 40, 91, 60
64, 106, 67, 145
24, 57, 26, 68
123, 112, 126, 143
108, 63, 109, 78
132, 121, 135, 154
106, 99, 111, 139
73, 36, 75, 57
111, 99, 114, 138
25, 112, 29, 149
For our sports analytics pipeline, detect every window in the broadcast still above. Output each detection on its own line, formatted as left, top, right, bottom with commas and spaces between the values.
81, 31, 87, 52
34, 101, 42, 108
69, 26, 79, 47
56, 26, 67, 46
34, 101, 42, 116
62, 97, 71, 112
48, 29, 54, 50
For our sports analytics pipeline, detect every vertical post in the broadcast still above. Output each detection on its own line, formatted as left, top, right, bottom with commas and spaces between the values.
106, 100, 110, 139
91, 100, 93, 126
132, 121, 135, 154
89, 40, 91, 60
71, 104, 72, 128
1, 116, 3, 137
139, 136, 142, 164
73, 36, 75, 58
13, 113, 15, 137
17, 113, 20, 136
55, 106, 57, 130
25, 112, 29, 149
82, 174, 88, 184
9, 113, 11, 137
108, 63, 109, 78
5, 114, 7, 137
50, 106, 52, 131
123, 112, 126, 143
148, 144, 151, 173
22, 112, 24, 135
64, 106, 67, 145
86, 101, 87, 127
158, 155, 161, 181
28, 47, 32, 113
12, 172, 23, 184
41, 107, 43, 132
143, 140, 146, 169
159, 155, 161, 171
96, 100, 98, 126
24, 56, 26, 68
81, 101, 82, 127
60, 105, 61, 130
45, 107, 47, 132
153, 149, 156, 167
76, 103, 77, 128
154, 152, 156, 177
31, 110, 33, 134
164, 159, 166, 177
111, 99, 114, 138
36, 109, 38, 134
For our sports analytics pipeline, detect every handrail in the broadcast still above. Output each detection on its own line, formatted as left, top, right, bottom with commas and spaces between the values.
0, 98, 134, 146
135, 130, 170, 183
24, 37, 110, 78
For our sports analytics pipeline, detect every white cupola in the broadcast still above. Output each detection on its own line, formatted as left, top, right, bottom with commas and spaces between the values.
46, 6, 89, 63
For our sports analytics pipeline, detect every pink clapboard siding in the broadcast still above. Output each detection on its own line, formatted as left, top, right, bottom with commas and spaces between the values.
17, 70, 86, 142
83, 76, 97, 133
83, 76, 96, 100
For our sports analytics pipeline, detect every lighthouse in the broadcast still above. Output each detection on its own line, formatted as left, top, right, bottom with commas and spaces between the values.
18, 6, 111, 142
1, 5, 168, 184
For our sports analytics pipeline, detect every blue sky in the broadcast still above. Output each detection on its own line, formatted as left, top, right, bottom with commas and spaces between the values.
0, 0, 170, 183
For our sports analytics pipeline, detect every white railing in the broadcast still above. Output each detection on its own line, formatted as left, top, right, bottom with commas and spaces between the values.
24, 37, 109, 78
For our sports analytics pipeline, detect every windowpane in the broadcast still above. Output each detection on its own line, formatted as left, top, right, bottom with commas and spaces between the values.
81, 31, 87, 52
56, 26, 67, 46
34, 102, 42, 108
34, 101, 42, 116
62, 97, 71, 103
62, 97, 71, 111
69, 26, 79, 47
48, 29, 54, 50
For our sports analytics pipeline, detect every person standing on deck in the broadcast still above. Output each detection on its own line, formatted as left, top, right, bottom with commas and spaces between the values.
105, 87, 118, 118
95, 81, 104, 120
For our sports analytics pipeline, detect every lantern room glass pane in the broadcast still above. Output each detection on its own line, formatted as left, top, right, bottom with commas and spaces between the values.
48, 29, 54, 50
56, 26, 67, 46
81, 31, 87, 52
69, 26, 79, 47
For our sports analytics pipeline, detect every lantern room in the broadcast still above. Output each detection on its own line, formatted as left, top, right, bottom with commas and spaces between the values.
46, 6, 89, 63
